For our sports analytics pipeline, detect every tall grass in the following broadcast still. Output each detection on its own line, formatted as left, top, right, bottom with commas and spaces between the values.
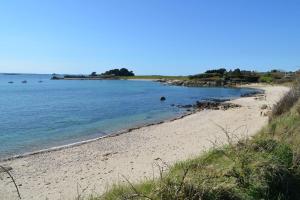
272, 79, 300, 118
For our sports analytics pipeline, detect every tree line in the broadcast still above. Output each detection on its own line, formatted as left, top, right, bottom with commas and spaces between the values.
90, 68, 135, 77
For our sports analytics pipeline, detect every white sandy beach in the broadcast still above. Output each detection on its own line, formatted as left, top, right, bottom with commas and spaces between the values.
0, 85, 289, 200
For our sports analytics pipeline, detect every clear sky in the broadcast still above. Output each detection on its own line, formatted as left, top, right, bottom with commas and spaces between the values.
0, 0, 299, 75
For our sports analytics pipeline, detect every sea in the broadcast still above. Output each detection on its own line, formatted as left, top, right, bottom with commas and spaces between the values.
0, 74, 259, 159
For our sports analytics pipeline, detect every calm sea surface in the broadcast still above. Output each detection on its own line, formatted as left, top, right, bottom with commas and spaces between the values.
0, 74, 258, 158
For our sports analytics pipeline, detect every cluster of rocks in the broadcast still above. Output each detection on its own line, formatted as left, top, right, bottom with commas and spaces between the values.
202, 98, 231, 103
155, 79, 226, 87
172, 100, 241, 112
195, 101, 241, 111
176, 104, 193, 108
156, 79, 269, 89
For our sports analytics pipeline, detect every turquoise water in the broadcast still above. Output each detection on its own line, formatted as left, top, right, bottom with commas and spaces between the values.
0, 74, 258, 159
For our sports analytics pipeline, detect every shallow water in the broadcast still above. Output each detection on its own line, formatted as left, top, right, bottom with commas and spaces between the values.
0, 74, 258, 158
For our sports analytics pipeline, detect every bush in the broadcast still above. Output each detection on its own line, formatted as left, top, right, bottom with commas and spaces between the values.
205, 68, 227, 75
102, 68, 135, 76
260, 76, 273, 83
90, 72, 97, 76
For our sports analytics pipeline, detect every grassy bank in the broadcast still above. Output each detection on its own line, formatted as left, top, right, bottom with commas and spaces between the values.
89, 82, 300, 200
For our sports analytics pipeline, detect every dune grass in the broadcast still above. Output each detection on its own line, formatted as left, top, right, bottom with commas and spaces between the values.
271, 79, 300, 118
90, 82, 300, 200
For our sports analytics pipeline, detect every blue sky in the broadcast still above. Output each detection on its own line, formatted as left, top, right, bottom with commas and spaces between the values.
0, 0, 299, 75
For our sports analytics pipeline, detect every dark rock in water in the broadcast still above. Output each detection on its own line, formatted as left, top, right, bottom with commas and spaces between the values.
177, 104, 193, 108
51, 76, 61, 80
203, 98, 230, 103
155, 79, 167, 83
160, 96, 166, 101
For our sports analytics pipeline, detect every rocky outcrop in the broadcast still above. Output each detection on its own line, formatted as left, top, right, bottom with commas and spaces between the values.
177, 104, 193, 108
203, 98, 231, 103
156, 79, 227, 87
175, 100, 241, 112
195, 101, 241, 111
160, 96, 166, 101
51, 76, 62, 80
51, 74, 120, 80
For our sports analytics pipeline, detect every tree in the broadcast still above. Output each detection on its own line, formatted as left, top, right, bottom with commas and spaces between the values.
228, 68, 242, 78
233, 68, 241, 75
90, 72, 97, 76
205, 68, 227, 75
102, 68, 135, 76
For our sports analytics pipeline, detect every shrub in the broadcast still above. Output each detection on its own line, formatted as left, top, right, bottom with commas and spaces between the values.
260, 76, 273, 83
102, 68, 135, 76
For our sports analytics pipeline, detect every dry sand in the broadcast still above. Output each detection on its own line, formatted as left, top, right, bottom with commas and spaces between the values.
0, 85, 289, 200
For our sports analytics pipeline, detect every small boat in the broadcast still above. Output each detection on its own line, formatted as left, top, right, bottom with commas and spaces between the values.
22, 80, 27, 84
8, 81, 14, 84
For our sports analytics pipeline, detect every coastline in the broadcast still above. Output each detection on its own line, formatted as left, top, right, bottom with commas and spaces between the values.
0, 84, 289, 200
0, 111, 195, 162
0, 85, 262, 162
0, 84, 261, 162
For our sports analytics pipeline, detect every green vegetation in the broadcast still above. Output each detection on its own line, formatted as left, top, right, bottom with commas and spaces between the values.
52, 68, 136, 80
91, 81, 300, 200
259, 70, 289, 84
52, 68, 299, 84
189, 68, 260, 83
101, 68, 135, 76
189, 68, 298, 85
259, 75, 273, 83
